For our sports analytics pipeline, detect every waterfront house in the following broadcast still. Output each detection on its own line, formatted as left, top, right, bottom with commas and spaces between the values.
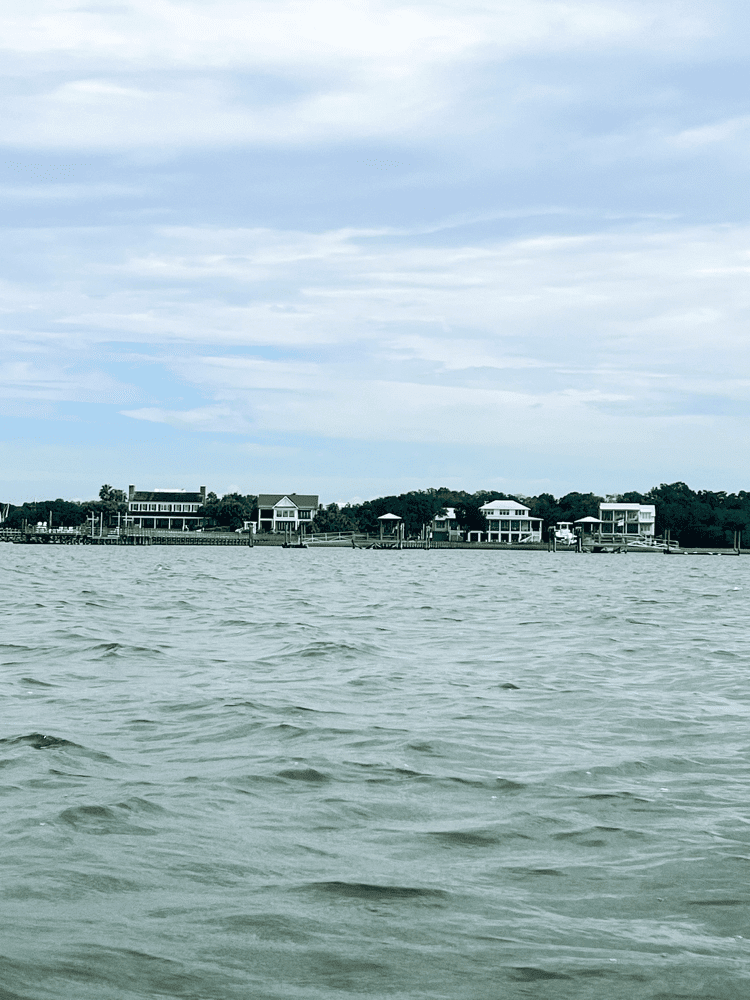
467, 500, 543, 543
125, 485, 207, 531
256, 494, 320, 533
430, 507, 463, 542
598, 502, 655, 540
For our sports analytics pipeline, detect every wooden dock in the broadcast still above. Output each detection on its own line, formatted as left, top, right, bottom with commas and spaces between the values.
2, 529, 252, 546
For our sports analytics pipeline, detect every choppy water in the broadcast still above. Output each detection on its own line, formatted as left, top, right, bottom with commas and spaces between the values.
1, 546, 750, 999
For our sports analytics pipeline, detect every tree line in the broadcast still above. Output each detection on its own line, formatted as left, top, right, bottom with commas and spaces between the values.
309, 482, 750, 547
1, 485, 128, 529
3, 481, 750, 547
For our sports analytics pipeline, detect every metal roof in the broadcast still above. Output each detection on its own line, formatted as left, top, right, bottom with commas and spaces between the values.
480, 500, 530, 510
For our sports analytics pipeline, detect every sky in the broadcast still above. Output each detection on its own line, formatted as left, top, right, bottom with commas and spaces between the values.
2, 0, 750, 504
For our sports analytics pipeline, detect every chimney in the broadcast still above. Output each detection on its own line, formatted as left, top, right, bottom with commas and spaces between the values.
200, 486, 206, 502
128, 485, 135, 500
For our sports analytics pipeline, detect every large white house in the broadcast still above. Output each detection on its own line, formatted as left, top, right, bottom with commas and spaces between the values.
125, 485, 206, 530
467, 500, 543, 543
598, 502, 656, 539
256, 494, 320, 533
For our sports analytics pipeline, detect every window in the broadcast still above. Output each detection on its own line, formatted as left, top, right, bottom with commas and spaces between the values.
600, 510, 613, 521
511, 520, 520, 530
298, 510, 311, 519
173, 505, 181, 512
501, 520, 510, 530
627, 511, 638, 521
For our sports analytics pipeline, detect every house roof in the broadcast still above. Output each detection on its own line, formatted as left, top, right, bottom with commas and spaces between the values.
257, 494, 319, 509
434, 507, 456, 520
132, 490, 205, 503
378, 512, 402, 520
600, 503, 655, 511
575, 516, 602, 523
480, 499, 530, 511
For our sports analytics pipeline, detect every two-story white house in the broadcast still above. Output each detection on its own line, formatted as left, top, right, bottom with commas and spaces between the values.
256, 494, 320, 533
598, 502, 656, 540
125, 485, 207, 531
467, 500, 543, 543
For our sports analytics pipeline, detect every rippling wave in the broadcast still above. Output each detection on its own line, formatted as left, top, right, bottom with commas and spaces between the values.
1, 545, 749, 998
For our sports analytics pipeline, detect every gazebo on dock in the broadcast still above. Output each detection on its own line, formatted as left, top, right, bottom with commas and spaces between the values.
378, 512, 403, 543
575, 516, 602, 535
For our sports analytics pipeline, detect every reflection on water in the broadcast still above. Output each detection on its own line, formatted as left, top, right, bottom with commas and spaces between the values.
1, 546, 749, 998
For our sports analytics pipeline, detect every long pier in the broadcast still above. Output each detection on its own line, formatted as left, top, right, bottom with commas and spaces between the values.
1, 528, 252, 546
1, 527, 745, 554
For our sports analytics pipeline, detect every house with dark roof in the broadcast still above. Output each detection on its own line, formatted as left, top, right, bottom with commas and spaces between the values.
125, 485, 207, 531
255, 494, 320, 533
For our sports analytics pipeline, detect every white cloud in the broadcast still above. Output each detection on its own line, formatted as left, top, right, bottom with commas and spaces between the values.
0, 1, 695, 69
670, 115, 750, 149
122, 368, 634, 445
4, 216, 750, 460
0, 1, 715, 149
0, 181, 145, 200
0, 359, 137, 402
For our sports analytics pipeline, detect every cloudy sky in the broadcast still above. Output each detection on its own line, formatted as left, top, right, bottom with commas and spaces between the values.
2, 0, 750, 503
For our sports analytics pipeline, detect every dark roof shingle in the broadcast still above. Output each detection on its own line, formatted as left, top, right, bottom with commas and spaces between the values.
257, 493, 319, 509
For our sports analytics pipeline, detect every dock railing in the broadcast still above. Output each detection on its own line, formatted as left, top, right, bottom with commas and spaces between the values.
307, 531, 371, 544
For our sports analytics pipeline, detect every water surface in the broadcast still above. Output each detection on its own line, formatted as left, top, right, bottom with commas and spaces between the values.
1, 546, 749, 998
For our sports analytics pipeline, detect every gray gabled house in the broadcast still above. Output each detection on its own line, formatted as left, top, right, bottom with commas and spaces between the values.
256, 494, 320, 533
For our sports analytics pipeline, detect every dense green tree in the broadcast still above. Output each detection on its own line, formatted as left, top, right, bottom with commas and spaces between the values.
98, 484, 126, 509
311, 503, 358, 533
556, 492, 603, 523
94, 484, 128, 524
638, 482, 750, 546
198, 493, 256, 530
4, 499, 88, 529
452, 499, 488, 534
527, 492, 562, 530
349, 490, 448, 537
